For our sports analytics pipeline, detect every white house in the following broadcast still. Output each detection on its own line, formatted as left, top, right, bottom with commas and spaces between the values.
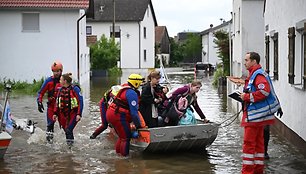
86, 0, 157, 79
264, 0, 306, 151
228, 0, 265, 111
200, 20, 232, 67
0, 0, 90, 95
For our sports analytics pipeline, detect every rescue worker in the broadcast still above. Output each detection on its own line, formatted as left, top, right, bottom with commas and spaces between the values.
239, 52, 282, 174
53, 73, 83, 146
106, 74, 145, 156
89, 88, 113, 139
37, 61, 63, 142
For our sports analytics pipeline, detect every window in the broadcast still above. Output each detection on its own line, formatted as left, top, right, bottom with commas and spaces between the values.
110, 26, 120, 38
288, 27, 295, 84
86, 26, 92, 35
265, 35, 270, 73
295, 20, 306, 90
22, 12, 39, 32
272, 32, 279, 80
144, 49, 147, 62
144, 27, 147, 38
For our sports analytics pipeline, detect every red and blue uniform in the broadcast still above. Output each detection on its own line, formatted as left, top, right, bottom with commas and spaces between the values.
241, 64, 278, 174
37, 76, 61, 132
92, 96, 109, 137
54, 85, 83, 143
106, 83, 142, 156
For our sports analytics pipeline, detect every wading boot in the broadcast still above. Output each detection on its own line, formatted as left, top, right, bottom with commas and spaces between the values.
46, 131, 54, 143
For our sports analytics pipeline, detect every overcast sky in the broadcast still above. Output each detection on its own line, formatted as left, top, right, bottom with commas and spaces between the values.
151, 0, 232, 37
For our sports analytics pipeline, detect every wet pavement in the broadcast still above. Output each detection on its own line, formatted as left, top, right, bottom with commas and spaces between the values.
0, 73, 305, 174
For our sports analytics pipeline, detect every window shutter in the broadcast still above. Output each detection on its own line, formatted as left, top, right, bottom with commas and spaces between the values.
303, 23, 306, 90
265, 35, 270, 73
272, 32, 279, 80
288, 27, 295, 84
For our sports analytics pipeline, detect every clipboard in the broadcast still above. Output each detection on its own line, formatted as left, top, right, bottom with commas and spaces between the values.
228, 91, 243, 102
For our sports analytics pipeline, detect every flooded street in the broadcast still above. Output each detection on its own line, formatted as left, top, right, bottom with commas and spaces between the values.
1, 73, 306, 174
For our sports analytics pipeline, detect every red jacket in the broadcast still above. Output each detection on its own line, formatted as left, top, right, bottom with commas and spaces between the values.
241, 64, 274, 127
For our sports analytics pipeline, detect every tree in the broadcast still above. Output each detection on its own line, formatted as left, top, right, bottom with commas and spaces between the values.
90, 35, 120, 70
213, 30, 230, 76
169, 37, 185, 66
184, 33, 202, 63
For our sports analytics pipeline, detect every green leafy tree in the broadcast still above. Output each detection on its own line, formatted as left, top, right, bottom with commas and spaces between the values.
213, 30, 230, 76
90, 35, 120, 70
169, 38, 185, 66
184, 33, 202, 63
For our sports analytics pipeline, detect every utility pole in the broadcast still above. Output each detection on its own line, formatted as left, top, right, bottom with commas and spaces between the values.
112, 0, 115, 40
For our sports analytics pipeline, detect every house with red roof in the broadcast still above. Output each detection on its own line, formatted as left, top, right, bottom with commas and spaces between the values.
0, 0, 90, 89
155, 26, 170, 66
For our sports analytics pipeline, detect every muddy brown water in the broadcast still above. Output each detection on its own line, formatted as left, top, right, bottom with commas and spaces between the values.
1, 73, 305, 174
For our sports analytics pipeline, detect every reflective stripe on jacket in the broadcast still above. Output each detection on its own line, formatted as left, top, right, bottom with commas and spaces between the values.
246, 68, 280, 122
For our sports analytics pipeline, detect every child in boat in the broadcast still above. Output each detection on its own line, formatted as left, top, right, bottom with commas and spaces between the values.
53, 73, 83, 147
156, 85, 169, 116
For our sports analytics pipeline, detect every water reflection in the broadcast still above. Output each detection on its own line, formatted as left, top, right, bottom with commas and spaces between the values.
0, 73, 306, 174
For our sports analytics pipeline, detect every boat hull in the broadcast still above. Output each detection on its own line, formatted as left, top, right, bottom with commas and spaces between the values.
0, 131, 12, 158
131, 121, 219, 153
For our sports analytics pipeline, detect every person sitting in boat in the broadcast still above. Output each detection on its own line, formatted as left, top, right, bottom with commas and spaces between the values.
161, 80, 209, 126
139, 70, 162, 128
156, 85, 169, 117
106, 74, 146, 156
53, 73, 83, 147
37, 61, 63, 142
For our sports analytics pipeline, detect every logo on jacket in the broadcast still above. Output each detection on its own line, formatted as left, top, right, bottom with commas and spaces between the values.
131, 100, 137, 106
258, 83, 265, 89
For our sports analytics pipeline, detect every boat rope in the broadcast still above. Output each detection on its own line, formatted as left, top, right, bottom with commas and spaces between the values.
217, 108, 242, 128
203, 109, 242, 133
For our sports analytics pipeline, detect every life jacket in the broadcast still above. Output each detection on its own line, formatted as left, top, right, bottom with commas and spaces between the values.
109, 83, 134, 113
246, 68, 280, 122
57, 85, 79, 113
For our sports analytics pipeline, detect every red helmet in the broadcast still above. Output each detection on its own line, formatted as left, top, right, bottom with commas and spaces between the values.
51, 61, 63, 71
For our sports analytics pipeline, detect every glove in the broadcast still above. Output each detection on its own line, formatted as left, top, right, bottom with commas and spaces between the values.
277, 108, 283, 118
38, 102, 44, 113
131, 130, 139, 138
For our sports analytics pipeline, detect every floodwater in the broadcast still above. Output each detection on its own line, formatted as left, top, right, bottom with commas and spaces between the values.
1, 73, 306, 174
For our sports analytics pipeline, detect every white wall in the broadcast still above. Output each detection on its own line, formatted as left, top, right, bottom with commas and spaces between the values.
0, 9, 90, 84
231, 0, 243, 78
229, 0, 265, 112
201, 34, 209, 63
88, 21, 142, 69
265, 0, 306, 141
88, 5, 155, 69
139, 5, 155, 69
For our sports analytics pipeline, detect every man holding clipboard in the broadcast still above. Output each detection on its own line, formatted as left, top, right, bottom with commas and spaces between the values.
228, 52, 282, 174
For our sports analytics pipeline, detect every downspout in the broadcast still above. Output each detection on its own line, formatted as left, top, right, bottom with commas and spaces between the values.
229, 21, 232, 76
77, 13, 86, 83
138, 22, 141, 69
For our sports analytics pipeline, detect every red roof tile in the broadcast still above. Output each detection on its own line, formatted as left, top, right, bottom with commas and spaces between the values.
155, 26, 166, 43
0, 0, 89, 9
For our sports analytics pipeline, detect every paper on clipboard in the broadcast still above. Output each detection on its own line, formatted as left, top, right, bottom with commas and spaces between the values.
228, 91, 243, 102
